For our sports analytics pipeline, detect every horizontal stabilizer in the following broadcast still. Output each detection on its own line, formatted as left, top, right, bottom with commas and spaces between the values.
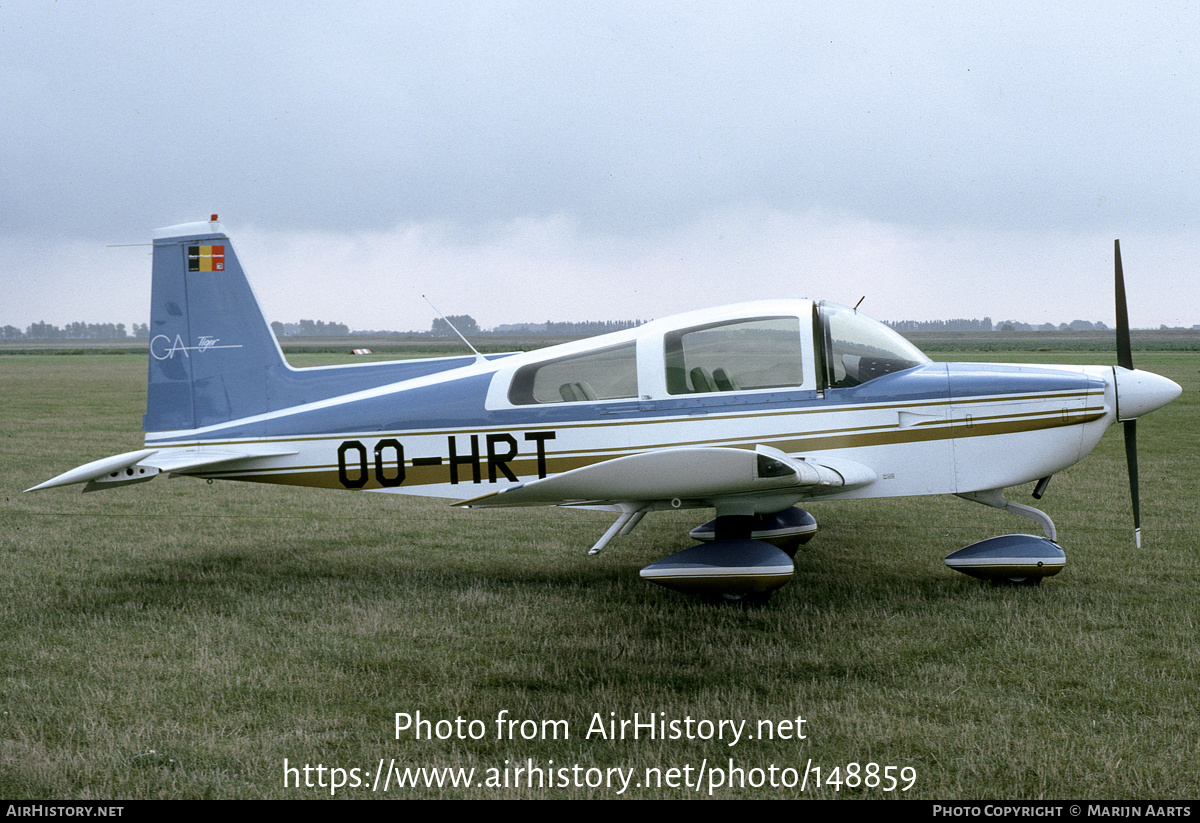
25, 449, 160, 492
28, 446, 298, 493
141, 448, 299, 474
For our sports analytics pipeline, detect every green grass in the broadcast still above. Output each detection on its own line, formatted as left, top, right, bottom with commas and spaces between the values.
1, 350, 1197, 798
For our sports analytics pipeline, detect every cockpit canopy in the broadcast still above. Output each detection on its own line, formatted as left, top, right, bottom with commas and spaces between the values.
498, 299, 930, 407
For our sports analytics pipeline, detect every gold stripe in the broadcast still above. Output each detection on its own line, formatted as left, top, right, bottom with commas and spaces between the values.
201, 406, 1106, 492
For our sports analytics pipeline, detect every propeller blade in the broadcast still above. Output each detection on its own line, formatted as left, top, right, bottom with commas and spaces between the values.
1115, 239, 1141, 547
1124, 419, 1141, 548
1114, 239, 1133, 370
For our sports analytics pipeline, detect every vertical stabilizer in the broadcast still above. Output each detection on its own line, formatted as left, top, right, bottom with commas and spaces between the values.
145, 217, 286, 433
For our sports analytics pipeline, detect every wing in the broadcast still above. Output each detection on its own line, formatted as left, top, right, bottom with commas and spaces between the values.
25, 446, 298, 493
454, 444, 876, 509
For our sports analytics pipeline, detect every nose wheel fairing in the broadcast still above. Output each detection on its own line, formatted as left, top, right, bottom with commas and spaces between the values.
944, 534, 1065, 585
945, 488, 1064, 584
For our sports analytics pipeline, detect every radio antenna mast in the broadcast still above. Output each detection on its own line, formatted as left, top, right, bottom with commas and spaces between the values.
423, 295, 484, 361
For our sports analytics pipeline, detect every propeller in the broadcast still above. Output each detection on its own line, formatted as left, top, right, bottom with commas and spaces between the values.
1114, 239, 1141, 548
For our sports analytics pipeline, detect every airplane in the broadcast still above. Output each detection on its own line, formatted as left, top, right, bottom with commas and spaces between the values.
27, 216, 1181, 603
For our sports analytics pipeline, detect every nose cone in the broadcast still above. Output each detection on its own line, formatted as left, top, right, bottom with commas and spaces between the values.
1114, 368, 1182, 421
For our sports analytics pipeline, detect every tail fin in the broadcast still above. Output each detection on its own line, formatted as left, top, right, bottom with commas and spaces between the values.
145, 217, 286, 432
144, 217, 487, 437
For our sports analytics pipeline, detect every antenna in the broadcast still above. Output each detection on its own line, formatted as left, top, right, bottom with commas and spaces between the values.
423, 295, 484, 361
853, 296, 865, 311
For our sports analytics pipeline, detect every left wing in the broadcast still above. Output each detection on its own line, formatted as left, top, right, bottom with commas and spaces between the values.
455, 445, 875, 509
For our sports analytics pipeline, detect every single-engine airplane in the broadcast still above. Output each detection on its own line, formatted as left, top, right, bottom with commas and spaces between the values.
29, 217, 1181, 602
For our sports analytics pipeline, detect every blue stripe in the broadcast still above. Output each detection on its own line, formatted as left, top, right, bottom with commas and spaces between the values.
149, 361, 1102, 445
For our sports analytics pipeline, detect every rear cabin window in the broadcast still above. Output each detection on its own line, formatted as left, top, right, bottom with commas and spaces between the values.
508, 343, 638, 404
664, 317, 804, 395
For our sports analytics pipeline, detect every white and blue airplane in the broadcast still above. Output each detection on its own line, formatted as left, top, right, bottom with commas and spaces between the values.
29, 217, 1181, 602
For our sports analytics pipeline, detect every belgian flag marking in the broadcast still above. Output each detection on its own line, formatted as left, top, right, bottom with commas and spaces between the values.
187, 245, 225, 272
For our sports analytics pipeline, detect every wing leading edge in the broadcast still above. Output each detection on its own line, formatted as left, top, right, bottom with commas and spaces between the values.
454, 444, 876, 509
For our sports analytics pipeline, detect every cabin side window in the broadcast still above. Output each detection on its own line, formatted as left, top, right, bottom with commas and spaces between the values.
664, 317, 804, 395
508, 343, 638, 404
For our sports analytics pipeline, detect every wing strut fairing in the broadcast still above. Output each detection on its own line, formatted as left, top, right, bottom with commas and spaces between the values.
587, 506, 648, 555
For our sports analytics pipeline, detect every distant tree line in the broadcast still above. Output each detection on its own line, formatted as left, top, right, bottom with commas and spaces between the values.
270, 319, 351, 337
886, 318, 1111, 332
3, 321, 149, 340
887, 318, 995, 332
430, 315, 480, 337
431, 317, 645, 336
489, 319, 646, 335
995, 319, 1111, 332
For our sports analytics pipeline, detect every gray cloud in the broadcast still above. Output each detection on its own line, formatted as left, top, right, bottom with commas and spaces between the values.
3, 1, 1198, 329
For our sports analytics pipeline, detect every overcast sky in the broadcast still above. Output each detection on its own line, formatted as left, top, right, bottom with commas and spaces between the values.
4, 1, 1199, 333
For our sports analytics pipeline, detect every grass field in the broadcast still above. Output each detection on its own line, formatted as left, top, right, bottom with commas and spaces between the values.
1, 348, 1196, 799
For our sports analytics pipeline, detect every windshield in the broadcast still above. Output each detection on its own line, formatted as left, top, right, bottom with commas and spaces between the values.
818, 302, 930, 388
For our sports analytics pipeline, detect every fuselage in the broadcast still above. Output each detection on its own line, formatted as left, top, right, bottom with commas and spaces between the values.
30, 221, 1181, 566
141, 299, 1121, 507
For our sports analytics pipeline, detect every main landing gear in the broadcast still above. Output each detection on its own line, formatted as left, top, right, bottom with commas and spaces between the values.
638, 508, 819, 604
